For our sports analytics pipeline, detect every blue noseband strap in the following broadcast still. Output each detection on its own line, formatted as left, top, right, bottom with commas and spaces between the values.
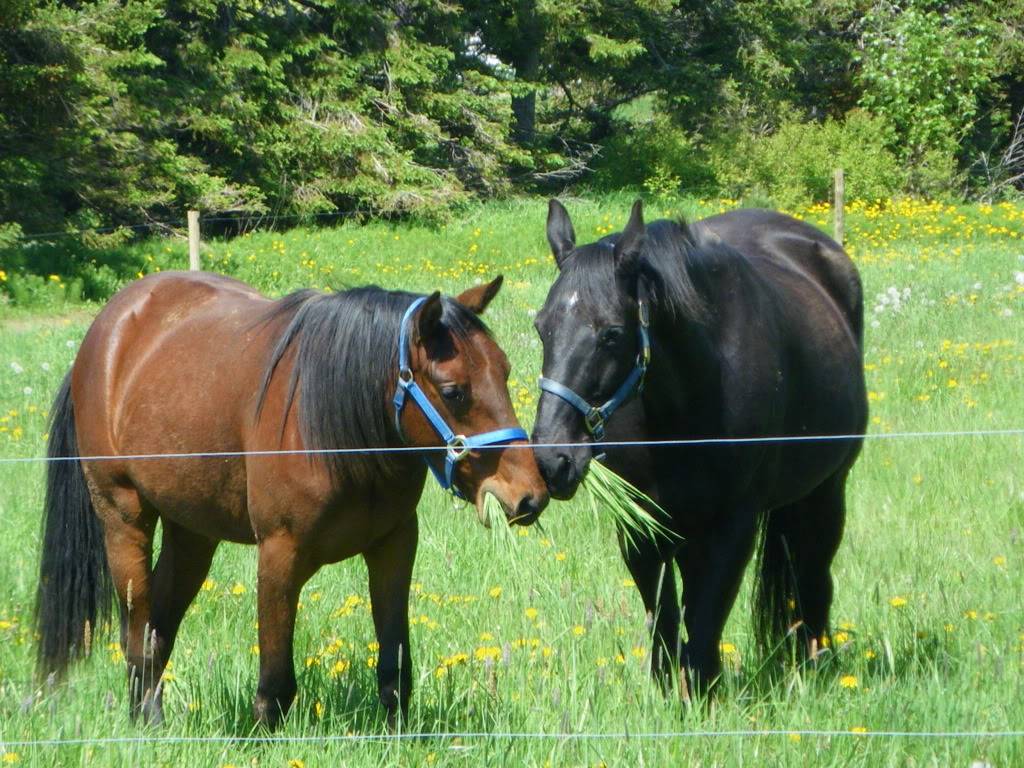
537, 301, 651, 441
392, 296, 528, 496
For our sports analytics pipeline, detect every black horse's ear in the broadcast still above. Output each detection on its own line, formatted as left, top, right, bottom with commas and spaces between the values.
546, 199, 576, 268
456, 274, 503, 315
614, 199, 645, 271
415, 291, 444, 343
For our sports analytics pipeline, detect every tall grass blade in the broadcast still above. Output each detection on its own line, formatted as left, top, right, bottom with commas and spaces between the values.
582, 460, 677, 549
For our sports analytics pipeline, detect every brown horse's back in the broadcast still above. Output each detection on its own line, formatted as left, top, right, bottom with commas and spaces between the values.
73, 271, 272, 542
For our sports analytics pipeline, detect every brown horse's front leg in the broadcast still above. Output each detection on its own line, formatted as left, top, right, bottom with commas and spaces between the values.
364, 513, 418, 729
253, 533, 313, 729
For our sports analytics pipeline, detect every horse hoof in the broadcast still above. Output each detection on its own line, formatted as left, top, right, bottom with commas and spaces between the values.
252, 695, 286, 730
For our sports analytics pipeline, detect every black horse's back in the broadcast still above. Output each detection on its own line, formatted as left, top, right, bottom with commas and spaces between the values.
35, 370, 112, 677
693, 208, 864, 345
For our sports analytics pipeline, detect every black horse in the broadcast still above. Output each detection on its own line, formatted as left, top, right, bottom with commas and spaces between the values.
532, 200, 867, 693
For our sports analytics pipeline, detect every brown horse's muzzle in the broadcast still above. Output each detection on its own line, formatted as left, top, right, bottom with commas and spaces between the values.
472, 442, 549, 526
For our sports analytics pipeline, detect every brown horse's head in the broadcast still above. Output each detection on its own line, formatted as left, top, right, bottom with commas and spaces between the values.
398, 276, 549, 525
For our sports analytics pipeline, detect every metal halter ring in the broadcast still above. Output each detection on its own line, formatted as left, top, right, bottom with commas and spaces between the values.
398, 368, 414, 384
446, 435, 470, 462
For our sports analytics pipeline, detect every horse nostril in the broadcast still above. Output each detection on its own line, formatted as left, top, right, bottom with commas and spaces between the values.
555, 452, 572, 479
513, 493, 545, 525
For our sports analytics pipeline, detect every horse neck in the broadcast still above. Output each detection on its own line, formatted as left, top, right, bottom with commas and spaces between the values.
639, 258, 725, 433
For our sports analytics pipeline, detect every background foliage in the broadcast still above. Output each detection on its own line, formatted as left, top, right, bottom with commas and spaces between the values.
2, 0, 1024, 249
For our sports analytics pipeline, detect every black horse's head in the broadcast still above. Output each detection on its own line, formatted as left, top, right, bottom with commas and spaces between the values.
531, 199, 650, 499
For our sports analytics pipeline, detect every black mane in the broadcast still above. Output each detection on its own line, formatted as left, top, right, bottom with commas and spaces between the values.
561, 218, 714, 324
255, 286, 489, 488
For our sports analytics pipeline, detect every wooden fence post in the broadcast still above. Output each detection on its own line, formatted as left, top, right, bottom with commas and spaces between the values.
187, 210, 201, 271
833, 169, 844, 247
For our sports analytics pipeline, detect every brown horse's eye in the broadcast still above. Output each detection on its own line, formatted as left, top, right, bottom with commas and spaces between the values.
441, 385, 466, 404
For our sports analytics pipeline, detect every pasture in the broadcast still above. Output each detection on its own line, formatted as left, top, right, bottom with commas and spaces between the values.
1, 195, 1023, 766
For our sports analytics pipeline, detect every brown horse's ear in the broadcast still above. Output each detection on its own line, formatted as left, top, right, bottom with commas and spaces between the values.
614, 199, 645, 271
456, 274, 503, 315
415, 291, 444, 343
546, 199, 576, 269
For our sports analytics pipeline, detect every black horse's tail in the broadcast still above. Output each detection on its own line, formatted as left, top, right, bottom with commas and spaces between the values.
35, 371, 112, 677
753, 508, 798, 657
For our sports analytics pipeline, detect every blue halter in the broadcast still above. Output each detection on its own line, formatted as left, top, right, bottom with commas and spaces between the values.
392, 296, 528, 496
537, 301, 651, 441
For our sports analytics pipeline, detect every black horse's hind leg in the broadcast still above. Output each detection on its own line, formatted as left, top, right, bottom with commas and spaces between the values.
147, 521, 218, 723
365, 513, 418, 730
679, 505, 758, 696
774, 470, 849, 657
621, 532, 680, 685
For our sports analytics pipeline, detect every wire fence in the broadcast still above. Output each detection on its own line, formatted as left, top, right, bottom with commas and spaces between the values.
7, 208, 370, 243
2, 728, 1024, 749
0, 428, 1021, 466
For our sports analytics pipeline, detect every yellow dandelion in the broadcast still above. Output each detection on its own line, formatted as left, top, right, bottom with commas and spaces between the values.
572, 625, 586, 637
525, 607, 538, 621
231, 582, 246, 596
850, 726, 868, 734
839, 675, 858, 689
889, 596, 907, 608
488, 586, 502, 598
993, 555, 1007, 567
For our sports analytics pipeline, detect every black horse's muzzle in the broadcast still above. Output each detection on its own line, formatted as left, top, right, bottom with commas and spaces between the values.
532, 440, 591, 500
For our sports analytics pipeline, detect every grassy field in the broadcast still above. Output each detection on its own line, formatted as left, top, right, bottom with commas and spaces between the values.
1, 194, 1023, 766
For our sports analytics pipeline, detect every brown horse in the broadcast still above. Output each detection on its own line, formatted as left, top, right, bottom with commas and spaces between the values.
35, 270, 548, 728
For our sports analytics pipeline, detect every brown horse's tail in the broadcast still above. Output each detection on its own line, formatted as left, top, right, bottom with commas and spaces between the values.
35, 371, 112, 678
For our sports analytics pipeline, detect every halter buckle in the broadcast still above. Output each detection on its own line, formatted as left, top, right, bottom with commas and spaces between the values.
398, 368, 414, 384
638, 300, 650, 328
447, 435, 470, 462
584, 407, 605, 437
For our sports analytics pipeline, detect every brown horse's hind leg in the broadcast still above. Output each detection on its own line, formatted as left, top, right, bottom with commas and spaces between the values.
253, 533, 314, 729
364, 513, 417, 730
96, 485, 161, 722
146, 521, 218, 723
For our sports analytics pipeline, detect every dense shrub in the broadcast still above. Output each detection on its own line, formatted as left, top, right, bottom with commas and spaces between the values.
707, 110, 905, 207
589, 113, 716, 197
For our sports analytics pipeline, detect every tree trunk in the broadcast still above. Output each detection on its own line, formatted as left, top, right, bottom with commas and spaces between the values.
511, 2, 540, 146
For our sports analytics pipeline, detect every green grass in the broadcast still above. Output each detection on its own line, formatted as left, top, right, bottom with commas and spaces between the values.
1, 194, 1023, 766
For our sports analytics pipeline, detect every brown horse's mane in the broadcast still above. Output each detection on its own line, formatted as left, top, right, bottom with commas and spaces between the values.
254, 286, 489, 488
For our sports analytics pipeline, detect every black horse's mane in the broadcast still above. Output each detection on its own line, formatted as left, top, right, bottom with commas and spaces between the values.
562, 217, 720, 324
254, 285, 489, 487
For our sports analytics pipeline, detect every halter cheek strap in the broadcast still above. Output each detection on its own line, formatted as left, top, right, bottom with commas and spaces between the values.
537, 300, 651, 441
392, 296, 528, 496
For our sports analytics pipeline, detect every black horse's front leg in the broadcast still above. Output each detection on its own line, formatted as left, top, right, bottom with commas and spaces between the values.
620, 528, 681, 685
365, 513, 418, 729
678, 504, 758, 696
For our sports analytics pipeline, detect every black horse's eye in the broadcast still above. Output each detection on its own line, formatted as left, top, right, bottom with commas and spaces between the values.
599, 326, 625, 347
441, 385, 466, 403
